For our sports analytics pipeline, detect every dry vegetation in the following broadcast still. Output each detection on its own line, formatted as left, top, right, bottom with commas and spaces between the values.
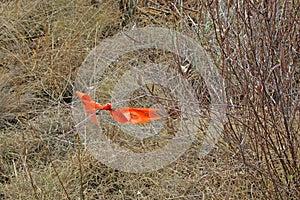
0, 0, 299, 199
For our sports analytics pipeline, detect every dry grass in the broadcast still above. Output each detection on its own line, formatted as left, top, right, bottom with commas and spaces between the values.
1, 0, 299, 199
